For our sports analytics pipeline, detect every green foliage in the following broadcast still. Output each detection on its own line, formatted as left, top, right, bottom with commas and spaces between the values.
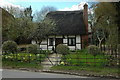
118, 44, 120, 55
3, 60, 42, 69
2, 40, 17, 54
60, 50, 108, 67
27, 44, 38, 54
87, 45, 101, 56
17, 47, 27, 53
2, 6, 34, 43
94, 3, 118, 47
56, 44, 69, 55
2, 53, 45, 62
51, 65, 119, 76
30, 18, 56, 44
2, 8, 17, 41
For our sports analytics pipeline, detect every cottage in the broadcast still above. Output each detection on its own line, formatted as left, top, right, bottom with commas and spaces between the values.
32, 4, 90, 50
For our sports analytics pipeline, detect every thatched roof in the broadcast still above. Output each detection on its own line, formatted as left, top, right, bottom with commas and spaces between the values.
46, 10, 86, 35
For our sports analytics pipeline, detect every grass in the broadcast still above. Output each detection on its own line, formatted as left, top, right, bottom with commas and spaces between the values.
51, 49, 119, 76
51, 65, 119, 76
2, 53, 46, 69
61, 49, 109, 67
2, 60, 42, 69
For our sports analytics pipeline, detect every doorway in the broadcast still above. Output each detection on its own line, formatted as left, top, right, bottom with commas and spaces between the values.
55, 38, 63, 48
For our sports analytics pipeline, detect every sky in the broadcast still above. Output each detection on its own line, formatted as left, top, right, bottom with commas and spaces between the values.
0, 0, 119, 14
0, 0, 97, 14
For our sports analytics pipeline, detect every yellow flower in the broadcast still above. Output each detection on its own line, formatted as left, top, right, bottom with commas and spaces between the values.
30, 54, 32, 56
60, 61, 65, 65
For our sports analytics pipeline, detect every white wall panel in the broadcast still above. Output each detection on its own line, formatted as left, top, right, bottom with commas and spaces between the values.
40, 45, 47, 50
76, 44, 81, 50
68, 46, 75, 50
76, 35, 81, 43
41, 40, 47, 44
63, 39, 67, 43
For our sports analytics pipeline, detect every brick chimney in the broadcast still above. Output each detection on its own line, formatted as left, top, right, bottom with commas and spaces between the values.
81, 4, 89, 49
83, 3, 88, 33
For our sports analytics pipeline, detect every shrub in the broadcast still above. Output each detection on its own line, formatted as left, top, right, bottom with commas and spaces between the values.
87, 45, 101, 56
27, 44, 38, 54
17, 47, 27, 53
2, 40, 17, 54
56, 44, 69, 55
118, 44, 120, 55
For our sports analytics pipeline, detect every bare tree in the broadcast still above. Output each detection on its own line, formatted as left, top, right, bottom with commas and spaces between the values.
33, 6, 57, 22
3, 6, 24, 18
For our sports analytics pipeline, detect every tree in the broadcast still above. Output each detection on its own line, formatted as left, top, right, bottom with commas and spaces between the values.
2, 6, 33, 43
2, 8, 17, 42
14, 6, 34, 44
95, 27, 106, 48
112, 2, 120, 44
3, 6, 24, 18
88, 4, 97, 45
33, 6, 57, 22
29, 18, 56, 45
94, 2, 118, 48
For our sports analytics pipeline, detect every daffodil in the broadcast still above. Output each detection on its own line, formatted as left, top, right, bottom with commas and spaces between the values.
60, 61, 65, 65
30, 54, 32, 57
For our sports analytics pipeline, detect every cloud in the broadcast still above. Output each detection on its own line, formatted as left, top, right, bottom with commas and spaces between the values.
59, 2, 87, 11
0, 0, 24, 9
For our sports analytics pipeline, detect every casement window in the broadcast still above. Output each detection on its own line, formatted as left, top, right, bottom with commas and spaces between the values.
68, 38, 76, 46
49, 38, 54, 46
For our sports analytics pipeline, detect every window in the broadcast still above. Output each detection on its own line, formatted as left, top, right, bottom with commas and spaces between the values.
68, 38, 76, 46
49, 38, 54, 46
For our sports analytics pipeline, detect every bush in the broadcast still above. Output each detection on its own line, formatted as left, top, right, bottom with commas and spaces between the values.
56, 44, 69, 55
2, 40, 17, 54
87, 45, 101, 56
27, 44, 38, 54
118, 44, 120, 54
17, 47, 27, 53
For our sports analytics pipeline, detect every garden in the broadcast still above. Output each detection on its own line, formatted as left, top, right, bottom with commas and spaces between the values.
2, 40, 51, 69
50, 44, 119, 77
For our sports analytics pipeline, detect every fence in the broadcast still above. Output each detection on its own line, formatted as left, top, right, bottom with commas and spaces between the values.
2, 49, 119, 68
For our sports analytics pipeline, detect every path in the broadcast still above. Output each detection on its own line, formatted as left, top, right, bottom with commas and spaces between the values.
41, 53, 62, 70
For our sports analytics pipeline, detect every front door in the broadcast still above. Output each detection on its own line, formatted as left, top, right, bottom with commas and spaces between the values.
55, 38, 63, 48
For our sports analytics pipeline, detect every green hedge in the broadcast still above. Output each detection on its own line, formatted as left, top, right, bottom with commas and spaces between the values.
27, 44, 38, 54
56, 44, 69, 55
2, 40, 17, 54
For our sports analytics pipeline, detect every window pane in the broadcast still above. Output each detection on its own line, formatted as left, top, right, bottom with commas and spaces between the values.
68, 38, 75, 46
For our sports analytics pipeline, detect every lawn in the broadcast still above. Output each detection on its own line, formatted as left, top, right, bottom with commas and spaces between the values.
61, 49, 109, 67
50, 49, 119, 76
2, 60, 43, 69
51, 65, 119, 76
